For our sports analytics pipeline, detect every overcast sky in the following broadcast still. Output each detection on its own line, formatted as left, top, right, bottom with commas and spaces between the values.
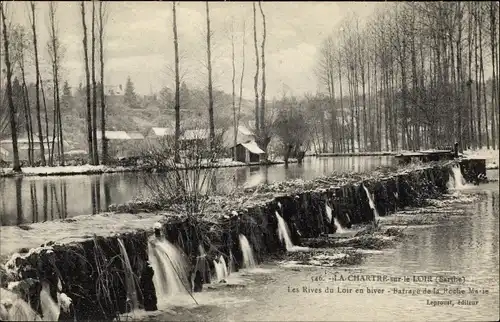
6, 1, 379, 100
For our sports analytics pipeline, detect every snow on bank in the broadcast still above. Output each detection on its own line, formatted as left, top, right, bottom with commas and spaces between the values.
0, 158, 291, 177
0, 212, 165, 264
0, 164, 130, 177
463, 148, 499, 169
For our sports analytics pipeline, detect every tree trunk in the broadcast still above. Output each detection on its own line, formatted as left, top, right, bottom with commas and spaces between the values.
1, 3, 21, 171
39, 78, 52, 165
237, 22, 246, 150
467, 4, 475, 149
49, 2, 64, 165
474, 7, 482, 148
173, 2, 180, 163
252, 2, 260, 134
99, 1, 107, 163
477, 7, 489, 149
205, 2, 215, 152
258, 1, 268, 153
19, 45, 34, 166
231, 22, 237, 160
338, 58, 345, 153
91, 1, 99, 165
490, 2, 498, 149
81, 1, 93, 165
30, 2, 46, 166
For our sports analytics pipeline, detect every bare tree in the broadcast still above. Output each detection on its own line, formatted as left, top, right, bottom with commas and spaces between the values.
11, 25, 34, 164
252, 2, 260, 133
205, 1, 215, 152
91, 0, 99, 165
236, 21, 246, 151
258, 1, 267, 149
1, 3, 21, 171
231, 20, 237, 160
48, 1, 65, 165
173, 1, 181, 163
29, 2, 46, 166
81, 1, 93, 165
98, 1, 108, 163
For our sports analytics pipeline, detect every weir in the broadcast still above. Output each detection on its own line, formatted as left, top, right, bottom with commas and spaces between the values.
0, 161, 459, 321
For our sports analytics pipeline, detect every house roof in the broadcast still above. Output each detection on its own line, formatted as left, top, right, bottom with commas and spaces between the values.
241, 140, 265, 155
1, 138, 70, 148
96, 131, 131, 140
150, 127, 175, 137
127, 132, 145, 140
238, 125, 253, 136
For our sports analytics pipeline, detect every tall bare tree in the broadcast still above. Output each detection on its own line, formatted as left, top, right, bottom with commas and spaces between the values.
81, 1, 93, 165
205, 1, 215, 152
1, 2, 21, 171
258, 1, 269, 153
12, 25, 34, 164
252, 2, 260, 133
231, 20, 237, 160
98, 1, 108, 163
29, 2, 46, 166
236, 21, 247, 151
91, 0, 99, 165
48, 1, 65, 165
173, 1, 181, 163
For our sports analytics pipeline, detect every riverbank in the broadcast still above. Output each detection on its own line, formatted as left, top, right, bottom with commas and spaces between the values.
0, 158, 299, 178
0, 160, 454, 321
316, 151, 396, 157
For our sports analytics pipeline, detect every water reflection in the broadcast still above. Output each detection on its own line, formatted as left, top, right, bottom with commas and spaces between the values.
0, 156, 393, 225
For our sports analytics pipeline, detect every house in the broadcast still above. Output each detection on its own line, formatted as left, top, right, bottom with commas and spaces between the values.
104, 85, 124, 96
179, 129, 225, 150
147, 127, 175, 139
0, 137, 70, 162
230, 140, 265, 163
223, 125, 255, 148
96, 130, 143, 158
127, 132, 145, 140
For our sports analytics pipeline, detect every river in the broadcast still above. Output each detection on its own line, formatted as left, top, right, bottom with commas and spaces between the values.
137, 175, 499, 322
0, 156, 392, 226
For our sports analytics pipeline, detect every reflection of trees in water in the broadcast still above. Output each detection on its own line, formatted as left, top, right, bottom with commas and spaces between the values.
91, 176, 102, 214
15, 178, 23, 225
30, 181, 39, 223
90, 176, 112, 214
104, 175, 111, 210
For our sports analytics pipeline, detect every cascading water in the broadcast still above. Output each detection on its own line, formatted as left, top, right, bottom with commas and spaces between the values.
239, 234, 256, 269
213, 256, 228, 282
325, 204, 333, 223
363, 184, 380, 222
40, 281, 60, 321
275, 211, 309, 252
1, 288, 43, 321
448, 166, 465, 190
147, 237, 190, 298
275, 211, 295, 251
228, 250, 236, 274
333, 217, 346, 233
117, 238, 139, 311
326, 203, 346, 233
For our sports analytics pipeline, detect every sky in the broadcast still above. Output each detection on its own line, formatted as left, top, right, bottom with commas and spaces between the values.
4, 1, 379, 100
